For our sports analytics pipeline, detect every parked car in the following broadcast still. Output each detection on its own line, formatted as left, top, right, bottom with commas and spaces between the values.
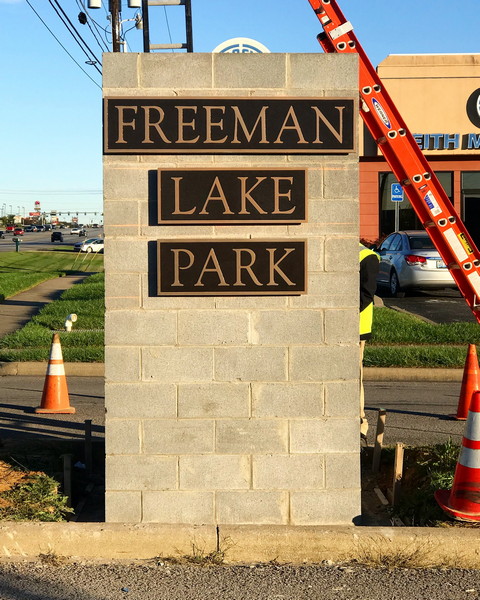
13, 228, 24, 236
51, 231, 64, 243
74, 238, 104, 253
5, 226, 15, 234
25, 226, 36, 232
374, 230, 457, 297
70, 227, 86, 235
36, 225, 45, 232
0, 231, 5, 239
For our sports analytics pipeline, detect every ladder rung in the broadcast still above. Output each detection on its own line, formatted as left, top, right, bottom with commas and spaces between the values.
148, 0, 185, 5
150, 43, 187, 50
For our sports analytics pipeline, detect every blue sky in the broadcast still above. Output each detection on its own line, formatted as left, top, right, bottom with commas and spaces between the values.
1, 0, 479, 219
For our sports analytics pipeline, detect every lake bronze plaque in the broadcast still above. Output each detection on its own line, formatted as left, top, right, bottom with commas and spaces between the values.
158, 169, 307, 224
157, 240, 307, 295
104, 97, 355, 154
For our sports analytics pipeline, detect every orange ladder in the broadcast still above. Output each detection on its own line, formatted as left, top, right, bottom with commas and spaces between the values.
307, 0, 480, 324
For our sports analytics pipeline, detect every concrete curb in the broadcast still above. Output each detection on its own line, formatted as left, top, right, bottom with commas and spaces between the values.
0, 362, 462, 381
1, 523, 480, 567
0, 362, 104, 377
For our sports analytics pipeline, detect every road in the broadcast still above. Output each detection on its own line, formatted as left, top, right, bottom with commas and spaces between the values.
0, 377, 465, 447
0, 561, 479, 600
0, 228, 104, 253
378, 288, 477, 324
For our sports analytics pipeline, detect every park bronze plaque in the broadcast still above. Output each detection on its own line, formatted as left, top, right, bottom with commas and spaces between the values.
158, 169, 307, 224
104, 97, 355, 154
157, 240, 307, 296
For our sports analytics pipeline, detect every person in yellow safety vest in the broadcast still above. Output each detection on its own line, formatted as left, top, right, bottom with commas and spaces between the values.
359, 243, 380, 440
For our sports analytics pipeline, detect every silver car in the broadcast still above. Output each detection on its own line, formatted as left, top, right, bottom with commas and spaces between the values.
375, 230, 456, 297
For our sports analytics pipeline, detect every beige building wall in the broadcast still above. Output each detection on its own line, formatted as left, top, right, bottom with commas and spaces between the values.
376, 54, 480, 154
103, 52, 360, 526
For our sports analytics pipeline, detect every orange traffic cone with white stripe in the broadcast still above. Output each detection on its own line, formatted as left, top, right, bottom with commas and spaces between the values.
451, 344, 480, 420
35, 333, 75, 414
435, 390, 480, 521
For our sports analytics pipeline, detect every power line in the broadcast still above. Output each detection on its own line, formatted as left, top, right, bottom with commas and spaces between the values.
76, 0, 110, 53
48, 0, 102, 72
25, 0, 101, 89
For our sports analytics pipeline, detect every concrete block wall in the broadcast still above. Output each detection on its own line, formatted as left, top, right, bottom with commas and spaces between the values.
103, 52, 360, 526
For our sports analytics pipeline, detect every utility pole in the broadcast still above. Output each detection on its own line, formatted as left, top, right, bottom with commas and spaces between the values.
109, 0, 122, 52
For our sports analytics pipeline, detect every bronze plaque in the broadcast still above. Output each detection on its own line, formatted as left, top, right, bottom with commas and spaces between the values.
157, 240, 307, 295
158, 169, 307, 224
104, 97, 355, 154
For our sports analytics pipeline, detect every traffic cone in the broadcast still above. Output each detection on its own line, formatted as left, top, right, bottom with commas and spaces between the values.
35, 333, 75, 414
435, 391, 480, 522
451, 344, 480, 420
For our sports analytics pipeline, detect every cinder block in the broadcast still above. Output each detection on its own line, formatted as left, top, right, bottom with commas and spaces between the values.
324, 237, 358, 272
324, 166, 359, 199
214, 296, 288, 309
252, 383, 324, 418
106, 311, 177, 346
104, 200, 139, 236
252, 310, 323, 345
180, 455, 250, 490
215, 347, 287, 382
289, 273, 358, 309
105, 491, 142, 523
290, 418, 359, 453
288, 54, 358, 91
105, 346, 141, 382
105, 273, 140, 300
106, 455, 177, 491
213, 53, 286, 89
140, 53, 213, 89
143, 491, 214, 524
103, 53, 139, 89
325, 453, 360, 489
104, 168, 149, 202
105, 420, 141, 454
307, 169, 323, 200
253, 455, 324, 490
324, 309, 358, 344
143, 420, 214, 454
289, 345, 358, 381
324, 381, 359, 417
216, 420, 288, 454
104, 239, 147, 274
290, 489, 361, 525
309, 200, 359, 226
178, 311, 249, 345
216, 491, 289, 524
305, 237, 325, 273
106, 297, 141, 310
178, 383, 249, 418
142, 347, 213, 382
106, 383, 177, 418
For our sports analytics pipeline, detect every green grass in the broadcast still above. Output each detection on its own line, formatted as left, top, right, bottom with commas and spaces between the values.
0, 272, 105, 362
0, 251, 103, 299
365, 307, 480, 367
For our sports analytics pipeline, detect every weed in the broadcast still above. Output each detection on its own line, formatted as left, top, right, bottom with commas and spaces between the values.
0, 473, 73, 522
38, 549, 68, 566
182, 537, 235, 566
352, 538, 437, 569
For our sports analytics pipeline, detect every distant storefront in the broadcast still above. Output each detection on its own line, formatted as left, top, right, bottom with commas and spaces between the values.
360, 54, 480, 247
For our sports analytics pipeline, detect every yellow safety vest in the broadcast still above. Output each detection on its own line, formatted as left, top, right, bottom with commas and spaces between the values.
359, 244, 380, 340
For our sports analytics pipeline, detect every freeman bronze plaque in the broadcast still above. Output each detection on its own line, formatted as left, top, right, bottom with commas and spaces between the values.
157, 240, 307, 296
158, 169, 307, 224
104, 98, 355, 154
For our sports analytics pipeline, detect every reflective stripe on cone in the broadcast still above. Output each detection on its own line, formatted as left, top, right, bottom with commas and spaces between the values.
35, 333, 75, 414
435, 391, 480, 521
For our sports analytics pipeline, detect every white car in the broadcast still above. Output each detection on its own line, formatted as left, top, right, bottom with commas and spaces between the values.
74, 238, 104, 253
70, 227, 86, 235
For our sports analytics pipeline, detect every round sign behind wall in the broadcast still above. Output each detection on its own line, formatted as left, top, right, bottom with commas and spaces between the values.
212, 38, 270, 54
466, 88, 480, 128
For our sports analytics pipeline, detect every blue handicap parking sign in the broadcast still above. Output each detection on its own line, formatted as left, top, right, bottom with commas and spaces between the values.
391, 183, 404, 202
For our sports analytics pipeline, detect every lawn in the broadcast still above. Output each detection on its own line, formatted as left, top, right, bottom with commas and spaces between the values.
0, 273, 105, 363
0, 251, 103, 300
366, 307, 480, 367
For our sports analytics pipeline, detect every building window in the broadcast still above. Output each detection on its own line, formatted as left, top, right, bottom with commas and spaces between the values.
379, 172, 453, 238
462, 172, 480, 249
